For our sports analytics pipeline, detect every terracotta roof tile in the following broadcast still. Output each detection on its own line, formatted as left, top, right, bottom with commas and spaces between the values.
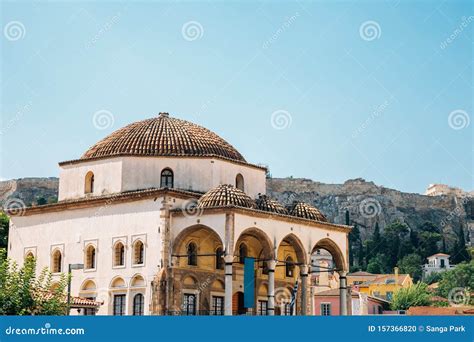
198, 184, 254, 209
287, 201, 328, 222
81, 113, 246, 163
255, 194, 288, 214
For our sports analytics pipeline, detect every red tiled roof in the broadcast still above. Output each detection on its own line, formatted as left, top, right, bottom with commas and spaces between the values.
80, 113, 246, 163
287, 201, 328, 222
407, 306, 474, 315
348, 271, 375, 276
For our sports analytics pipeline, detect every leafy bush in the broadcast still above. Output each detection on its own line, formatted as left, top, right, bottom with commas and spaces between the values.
390, 282, 431, 310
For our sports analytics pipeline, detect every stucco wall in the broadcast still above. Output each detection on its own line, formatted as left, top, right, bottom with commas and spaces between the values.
58, 158, 124, 201
58, 156, 266, 201
8, 198, 165, 315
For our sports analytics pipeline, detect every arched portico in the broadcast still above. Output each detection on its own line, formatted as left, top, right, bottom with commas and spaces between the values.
230, 228, 274, 315
170, 225, 225, 315
274, 234, 308, 315
311, 238, 349, 316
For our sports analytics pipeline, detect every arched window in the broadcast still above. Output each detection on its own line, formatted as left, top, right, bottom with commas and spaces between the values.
160, 168, 174, 188
239, 243, 248, 264
85, 245, 96, 269
52, 250, 62, 273
285, 256, 294, 277
114, 242, 125, 267
133, 293, 145, 316
25, 252, 34, 261
236, 174, 244, 191
85, 171, 94, 194
215, 247, 224, 270
187, 242, 197, 266
133, 240, 144, 265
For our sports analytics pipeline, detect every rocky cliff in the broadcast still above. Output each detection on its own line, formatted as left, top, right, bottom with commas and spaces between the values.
0, 178, 59, 207
267, 178, 472, 246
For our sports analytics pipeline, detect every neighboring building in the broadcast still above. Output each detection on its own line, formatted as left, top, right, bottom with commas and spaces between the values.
422, 253, 455, 278
347, 271, 377, 287
6, 113, 352, 316
313, 289, 389, 316
310, 249, 338, 294
425, 184, 464, 197
352, 269, 413, 301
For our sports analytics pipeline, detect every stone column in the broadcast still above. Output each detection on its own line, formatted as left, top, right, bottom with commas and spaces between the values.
224, 212, 235, 316
224, 254, 234, 316
267, 260, 276, 316
339, 271, 348, 316
300, 264, 309, 316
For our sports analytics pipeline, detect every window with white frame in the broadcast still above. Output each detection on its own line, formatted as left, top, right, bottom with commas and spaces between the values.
114, 242, 125, 267
113, 294, 126, 316
133, 240, 144, 265
133, 293, 145, 316
321, 303, 331, 316
183, 293, 197, 315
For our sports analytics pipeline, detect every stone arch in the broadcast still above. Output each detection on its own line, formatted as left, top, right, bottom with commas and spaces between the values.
277, 233, 307, 265
234, 227, 274, 260
81, 279, 97, 292
182, 275, 198, 287
110, 276, 127, 289
311, 238, 347, 272
130, 274, 146, 288
172, 225, 224, 268
211, 279, 225, 290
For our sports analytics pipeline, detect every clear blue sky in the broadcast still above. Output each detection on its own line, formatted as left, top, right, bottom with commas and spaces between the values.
1, 0, 472, 194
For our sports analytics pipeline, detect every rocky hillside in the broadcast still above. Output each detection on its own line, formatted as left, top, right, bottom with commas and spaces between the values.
267, 178, 472, 246
1, 177, 472, 246
0, 178, 59, 207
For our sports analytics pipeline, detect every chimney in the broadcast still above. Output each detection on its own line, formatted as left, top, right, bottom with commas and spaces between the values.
394, 267, 399, 285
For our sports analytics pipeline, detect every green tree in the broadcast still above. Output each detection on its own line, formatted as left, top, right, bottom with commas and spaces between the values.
383, 221, 410, 269
436, 260, 474, 303
450, 226, 470, 264
416, 222, 442, 259
348, 223, 361, 267
0, 213, 9, 249
390, 282, 431, 310
397, 253, 423, 281
36, 197, 47, 206
0, 250, 69, 315
366, 254, 388, 274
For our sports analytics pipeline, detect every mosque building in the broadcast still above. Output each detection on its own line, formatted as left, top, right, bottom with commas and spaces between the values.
7, 112, 351, 316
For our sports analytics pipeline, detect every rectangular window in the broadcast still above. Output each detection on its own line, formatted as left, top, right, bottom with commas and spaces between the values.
258, 300, 268, 316
211, 296, 224, 316
183, 294, 196, 316
321, 303, 331, 316
386, 292, 393, 301
113, 294, 126, 316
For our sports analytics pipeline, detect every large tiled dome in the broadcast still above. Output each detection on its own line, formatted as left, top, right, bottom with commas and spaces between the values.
81, 113, 246, 162
198, 184, 254, 208
255, 194, 288, 215
288, 201, 328, 222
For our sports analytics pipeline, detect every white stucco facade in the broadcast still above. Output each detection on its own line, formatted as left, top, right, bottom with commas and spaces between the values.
7, 114, 351, 316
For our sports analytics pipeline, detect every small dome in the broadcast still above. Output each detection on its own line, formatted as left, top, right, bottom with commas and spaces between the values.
288, 201, 327, 222
255, 194, 288, 215
198, 184, 254, 208
82, 113, 245, 163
